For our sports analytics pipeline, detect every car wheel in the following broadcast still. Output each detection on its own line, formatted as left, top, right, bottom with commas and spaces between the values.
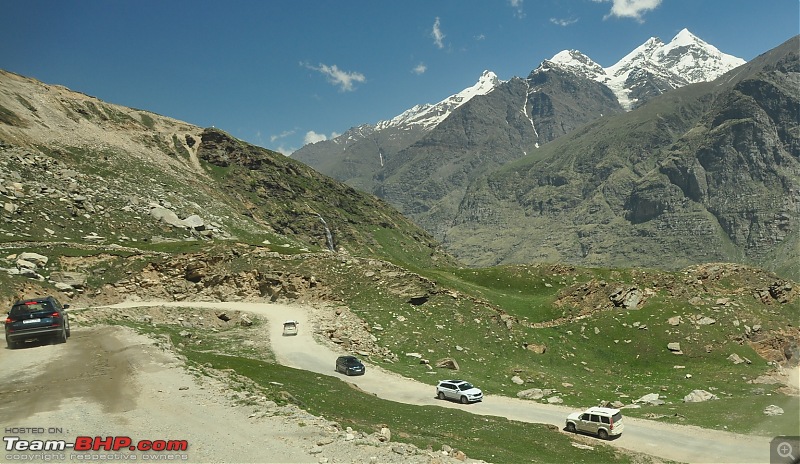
566, 423, 576, 433
66, 321, 71, 338
6, 338, 18, 350
437, 391, 446, 400
598, 429, 609, 440
56, 325, 67, 344
460, 396, 468, 404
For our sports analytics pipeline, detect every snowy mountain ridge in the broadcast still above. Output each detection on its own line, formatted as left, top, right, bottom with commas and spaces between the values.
548, 28, 746, 109
294, 28, 745, 163
375, 70, 502, 131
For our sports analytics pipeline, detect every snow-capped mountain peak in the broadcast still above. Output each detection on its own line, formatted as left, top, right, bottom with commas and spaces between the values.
376, 70, 502, 131
547, 50, 606, 80
605, 28, 745, 109
542, 29, 745, 110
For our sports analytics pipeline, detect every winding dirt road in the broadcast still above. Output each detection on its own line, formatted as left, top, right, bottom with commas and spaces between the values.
113, 301, 775, 464
1, 300, 783, 463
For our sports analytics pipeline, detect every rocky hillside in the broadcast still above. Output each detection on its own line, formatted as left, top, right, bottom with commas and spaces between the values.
293, 30, 753, 265
0, 69, 453, 270
447, 36, 800, 280
292, 71, 502, 194
375, 65, 625, 239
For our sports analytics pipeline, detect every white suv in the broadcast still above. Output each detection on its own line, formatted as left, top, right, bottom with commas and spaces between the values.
436, 380, 483, 404
565, 407, 624, 439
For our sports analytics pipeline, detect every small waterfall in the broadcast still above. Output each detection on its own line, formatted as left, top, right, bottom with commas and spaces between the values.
316, 214, 335, 252
379, 151, 384, 167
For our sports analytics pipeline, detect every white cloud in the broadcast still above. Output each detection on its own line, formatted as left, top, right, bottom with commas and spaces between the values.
412, 62, 427, 75
595, 0, 662, 22
302, 62, 366, 92
431, 17, 445, 49
304, 130, 328, 145
509, 0, 525, 18
274, 145, 294, 156
270, 129, 295, 143
550, 17, 578, 27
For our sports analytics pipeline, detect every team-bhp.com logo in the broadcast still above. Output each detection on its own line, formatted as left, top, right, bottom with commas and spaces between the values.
4, 436, 188, 452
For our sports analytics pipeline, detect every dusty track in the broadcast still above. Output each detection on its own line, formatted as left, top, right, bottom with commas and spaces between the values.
0, 300, 786, 463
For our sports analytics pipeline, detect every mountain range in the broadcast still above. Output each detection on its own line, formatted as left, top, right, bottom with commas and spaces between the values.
292, 29, 745, 192
292, 30, 799, 280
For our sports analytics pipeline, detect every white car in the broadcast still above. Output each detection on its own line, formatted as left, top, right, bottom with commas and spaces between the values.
282, 320, 298, 336
436, 380, 483, 404
565, 407, 624, 439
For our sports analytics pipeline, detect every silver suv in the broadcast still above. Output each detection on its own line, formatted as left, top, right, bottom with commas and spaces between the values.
565, 407, 624, 439
435, 380, 483, 404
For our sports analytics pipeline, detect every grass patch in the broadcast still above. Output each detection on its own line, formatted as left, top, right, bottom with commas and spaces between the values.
140, 113, 156, 129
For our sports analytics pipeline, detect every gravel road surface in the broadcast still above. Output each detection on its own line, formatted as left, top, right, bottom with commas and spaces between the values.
1, 300, 784, 464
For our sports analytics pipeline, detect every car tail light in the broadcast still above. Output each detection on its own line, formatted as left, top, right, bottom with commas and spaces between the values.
609, 419, 614, 430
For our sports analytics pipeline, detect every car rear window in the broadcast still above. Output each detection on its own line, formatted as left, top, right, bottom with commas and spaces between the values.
612, 412, 623, 423
10, 301, 53, 315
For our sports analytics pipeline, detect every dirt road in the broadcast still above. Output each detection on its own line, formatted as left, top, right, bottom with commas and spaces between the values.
0, 300, 784, 463
0, 325, 344, 463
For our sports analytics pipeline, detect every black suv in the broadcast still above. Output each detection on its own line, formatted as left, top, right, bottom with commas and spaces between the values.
335, 355, 365, 376
5, 296, 71, 349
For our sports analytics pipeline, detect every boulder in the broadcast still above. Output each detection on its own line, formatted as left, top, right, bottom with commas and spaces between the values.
696, 316, 716, 325
517, 388, 546, 400
435, 358, 459, 370
150, 206, 187, 228
183, 214, 206, 230
525, 343, 547, 354
683, 389, 718, 403
15, 258, 38, 271
727, 353, 745, 365
635, 393, 661, 405
18, 252, 48, 267
609, 287, 643, 309
50, 271, 88, 289
763, 405, 784, 416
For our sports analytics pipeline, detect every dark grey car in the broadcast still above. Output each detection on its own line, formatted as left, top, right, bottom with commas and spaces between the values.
335, 355, 365, 376
4, 296, 70, 349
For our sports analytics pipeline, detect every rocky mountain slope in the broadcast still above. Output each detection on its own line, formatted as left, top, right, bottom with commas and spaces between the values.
0, 69, 453, 270
292, 70, 501, 193
292, 30, 757, 270
448, 36, 799, 280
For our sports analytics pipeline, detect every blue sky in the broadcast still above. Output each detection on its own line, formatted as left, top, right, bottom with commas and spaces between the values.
1, 1, 797, 154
